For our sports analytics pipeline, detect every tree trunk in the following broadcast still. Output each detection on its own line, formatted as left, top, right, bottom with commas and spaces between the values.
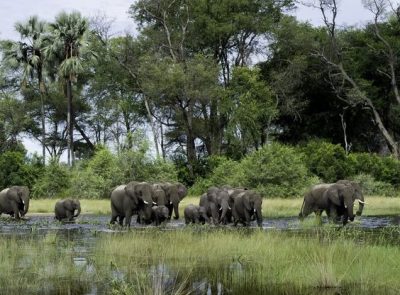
67, 78, 74, 165
144, 95, 160, 158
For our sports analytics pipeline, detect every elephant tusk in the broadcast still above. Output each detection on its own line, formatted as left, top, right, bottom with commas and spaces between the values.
219, 208, 222, 211
254, 209, 256, 213
358, 200, 367, 204
228, 207, 231, 210
169, 201, 172, 205
153, 202, 157, 205
143, 201, 149, 205
22, 200, 25, 204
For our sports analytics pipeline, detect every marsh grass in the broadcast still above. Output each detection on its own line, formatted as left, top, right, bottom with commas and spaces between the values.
1, 228, 400, 294
93, 228, 400, 294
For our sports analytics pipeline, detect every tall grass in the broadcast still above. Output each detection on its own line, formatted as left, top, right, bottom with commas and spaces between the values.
1, 229, 400, 293
93, 229, 400, 293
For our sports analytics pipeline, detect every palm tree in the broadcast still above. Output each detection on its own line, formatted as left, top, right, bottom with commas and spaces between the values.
45, 11, 89, 165
3, 16, 48, 164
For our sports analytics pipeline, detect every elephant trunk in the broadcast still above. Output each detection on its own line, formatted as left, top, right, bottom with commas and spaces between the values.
255, 206, 262, 227
74, 205, 81, 217
22, 198, 30, 216
345, 199, 355, 222
356, 194, 365, 216
173, 201, 179, 219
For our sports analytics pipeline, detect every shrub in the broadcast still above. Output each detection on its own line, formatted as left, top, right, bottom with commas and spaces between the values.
0, 151, 43, 189
31, 161, 70, 198
189, 158, 242, 195
352, 174, 397, 197
69, 148, 123, 199
349, 153, 400, 187
239, 143, 316, 197
300, 140, 354, 182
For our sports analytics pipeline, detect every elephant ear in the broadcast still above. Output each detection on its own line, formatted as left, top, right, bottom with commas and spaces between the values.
242, 193, 252, 212
125, 182, 139, 205
326, 186, 342, 207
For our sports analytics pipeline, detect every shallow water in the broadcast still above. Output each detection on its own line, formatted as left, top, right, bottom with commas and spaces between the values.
0, 214, 399, 294
1, 214, 399, 233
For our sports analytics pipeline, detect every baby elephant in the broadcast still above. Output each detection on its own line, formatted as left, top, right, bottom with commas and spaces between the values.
54, 199, 81, 222
151, 205, 170, 225
184, 204, 209, 225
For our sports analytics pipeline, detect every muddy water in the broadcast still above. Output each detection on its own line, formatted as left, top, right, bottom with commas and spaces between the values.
0, 214, 399, 295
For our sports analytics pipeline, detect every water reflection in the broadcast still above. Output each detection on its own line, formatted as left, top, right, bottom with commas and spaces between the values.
1, 215, 400, 294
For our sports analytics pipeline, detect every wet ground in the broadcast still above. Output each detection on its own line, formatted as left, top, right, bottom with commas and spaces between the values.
0, 214, 399, 235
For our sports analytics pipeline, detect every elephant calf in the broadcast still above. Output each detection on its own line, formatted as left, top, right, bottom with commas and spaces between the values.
184, 204, 209, 225
55, 199, 81, 222
151, 205, 169, 225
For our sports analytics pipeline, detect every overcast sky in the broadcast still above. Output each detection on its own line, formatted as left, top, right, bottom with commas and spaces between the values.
0, 0, 389, 41
0, 0, 396, 157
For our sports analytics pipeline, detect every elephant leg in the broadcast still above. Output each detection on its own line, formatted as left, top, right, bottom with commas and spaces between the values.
166, 203, 173, 219
125, 210, 133, 227
243, 209, 251, 226
118, 216, 124, 226
65, 210, 73, 221
12, 202, 20, 220
110, 212, 118, 224
314, 210, 322, 225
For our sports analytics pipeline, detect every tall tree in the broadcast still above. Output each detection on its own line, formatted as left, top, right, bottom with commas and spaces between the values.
2, 16, 48, 163
312, 0, 400, 157
45, 11, 91, 165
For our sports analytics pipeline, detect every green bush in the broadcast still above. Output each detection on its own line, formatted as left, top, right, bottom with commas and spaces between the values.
189, 158, 242, 195
239, 143, 317, 197
191, 143, 317, 198
349, 153, 400, 187
300, 140, 354, 182
0, 151, 43, 189
352, 174, 397, 197
31, 161, 70, 198
69, 148, 123, 199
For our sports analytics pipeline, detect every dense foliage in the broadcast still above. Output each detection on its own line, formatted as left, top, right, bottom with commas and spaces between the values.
1, 1, 400, 197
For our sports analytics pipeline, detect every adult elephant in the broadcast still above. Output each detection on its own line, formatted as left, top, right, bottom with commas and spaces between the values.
323, 182, 364, 225
0, 186, 30, 220
152, 184, 167, 206
208, 187, 232, 224
110, 181, 153, 226
199, 193, 219, 224
299, 180, 365, 224
157, 182, 187, 219
54, 199, 81, 221
231, 190, 263, 227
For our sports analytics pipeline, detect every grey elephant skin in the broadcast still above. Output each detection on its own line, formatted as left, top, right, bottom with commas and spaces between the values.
150, 205, 169, 225
299, 180, 365, 225
230, 189, 263, 227
110, 182, 153, 226
155, 182, 187, 219
54, 199, 81, 221
0, 186, 30, 219
184, 204, 209, 224
207, 187, 232, 224
199, 193, 219, 224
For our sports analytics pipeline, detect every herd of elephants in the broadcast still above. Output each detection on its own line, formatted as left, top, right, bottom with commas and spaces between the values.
0, 179, 366, 227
